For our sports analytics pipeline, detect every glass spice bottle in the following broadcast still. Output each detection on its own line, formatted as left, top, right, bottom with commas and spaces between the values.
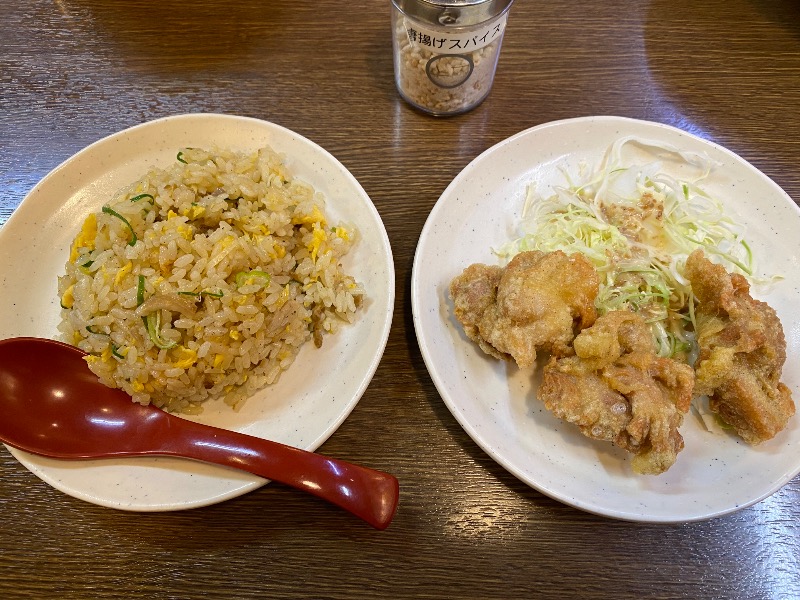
391, 0, 515, 116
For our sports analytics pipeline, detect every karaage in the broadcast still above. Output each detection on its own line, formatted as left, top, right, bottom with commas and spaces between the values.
538, 311, 695, 475
449, 250, 600, 367
684, 249, 794, 444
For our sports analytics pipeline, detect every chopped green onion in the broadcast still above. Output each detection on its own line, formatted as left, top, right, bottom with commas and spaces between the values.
78, 259, 94, 275
130, 193, 155, 204
145, 312, 177, 350
235, 270, 271, 289
177, 151, 187, 164
178, 290, 224, 298
137, 275, 148, 330
102, 205, 137, 246
111, 344, 125, 359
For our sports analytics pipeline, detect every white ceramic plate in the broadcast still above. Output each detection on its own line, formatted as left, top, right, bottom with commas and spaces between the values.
412, 116, 800, 522
0, 113, 394, 511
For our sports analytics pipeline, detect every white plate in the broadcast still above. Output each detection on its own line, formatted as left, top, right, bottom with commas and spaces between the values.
412, 115, 800, 522
0, 113, 394, 511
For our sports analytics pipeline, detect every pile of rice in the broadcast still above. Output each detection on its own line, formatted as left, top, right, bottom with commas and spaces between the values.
57, 146, 364, 413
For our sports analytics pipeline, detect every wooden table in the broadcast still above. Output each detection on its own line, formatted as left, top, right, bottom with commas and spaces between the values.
2, 1, 799, 598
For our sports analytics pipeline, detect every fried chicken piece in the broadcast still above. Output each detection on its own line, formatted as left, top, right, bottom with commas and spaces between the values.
684, 249, 794, 445
449, 263, 507, 361
539, 311, 695, 475
449, 250, 600, 367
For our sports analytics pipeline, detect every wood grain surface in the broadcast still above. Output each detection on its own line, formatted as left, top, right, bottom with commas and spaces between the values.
1, 1, 799, 598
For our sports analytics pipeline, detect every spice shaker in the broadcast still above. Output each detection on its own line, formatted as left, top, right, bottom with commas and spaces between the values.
391, 0, 514, 116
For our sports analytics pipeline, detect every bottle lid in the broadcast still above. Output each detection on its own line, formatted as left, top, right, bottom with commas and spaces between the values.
392, 0, 514, 28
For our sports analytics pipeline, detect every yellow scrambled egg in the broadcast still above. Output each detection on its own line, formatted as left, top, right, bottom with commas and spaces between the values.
292, 205, 327, 227
69, 214, 97, 263
114, 262, 132, 288
334, 226, 351, 242
184, 205, 206, 220
172, 346, 198, 369
61, 284, 75, 308
308, 224, 327, 262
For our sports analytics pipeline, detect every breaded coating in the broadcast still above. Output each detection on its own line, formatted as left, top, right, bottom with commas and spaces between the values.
539, 311, 695, 475
449, 263, 507, 361
684, 249, 795, 445
449, 250, 600, 367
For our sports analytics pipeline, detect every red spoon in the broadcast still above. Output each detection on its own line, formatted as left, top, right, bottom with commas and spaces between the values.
0, 337, 399, 529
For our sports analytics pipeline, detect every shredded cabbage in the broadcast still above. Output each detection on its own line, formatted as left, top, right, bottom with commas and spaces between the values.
496, 136, 771, 359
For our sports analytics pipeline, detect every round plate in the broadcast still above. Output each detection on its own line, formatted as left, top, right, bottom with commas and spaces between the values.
0, 113, 394, 511
411, 115, 800, 522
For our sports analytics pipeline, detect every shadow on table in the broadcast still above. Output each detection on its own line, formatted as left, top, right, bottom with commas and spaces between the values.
642, 0, 800, 146
53, 0, 295, 69
745, 0, 800, 37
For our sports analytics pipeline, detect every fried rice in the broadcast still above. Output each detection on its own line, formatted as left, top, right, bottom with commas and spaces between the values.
57, 146, 364, 413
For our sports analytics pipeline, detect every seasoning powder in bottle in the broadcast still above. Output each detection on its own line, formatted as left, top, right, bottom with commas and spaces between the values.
391, 0, 514, 116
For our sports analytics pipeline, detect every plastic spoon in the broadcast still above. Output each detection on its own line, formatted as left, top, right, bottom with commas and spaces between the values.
0, 337, 399, 529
